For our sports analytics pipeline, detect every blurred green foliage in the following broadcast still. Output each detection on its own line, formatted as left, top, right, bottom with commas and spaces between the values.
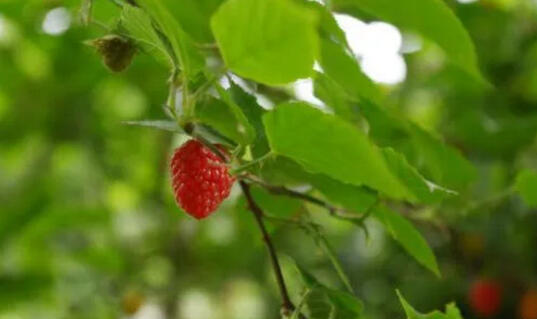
0, 0, 537, 319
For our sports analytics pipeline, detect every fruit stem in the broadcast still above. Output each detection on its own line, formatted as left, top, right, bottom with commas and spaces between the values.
239, 181, 297, 317
229, 151, 274, 175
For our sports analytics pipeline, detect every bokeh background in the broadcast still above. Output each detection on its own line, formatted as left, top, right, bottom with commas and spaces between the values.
1, 0, 537, 318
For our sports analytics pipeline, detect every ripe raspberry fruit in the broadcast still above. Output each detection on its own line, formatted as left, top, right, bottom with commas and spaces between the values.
469, 279, 502, 317
170, 140, 234, 219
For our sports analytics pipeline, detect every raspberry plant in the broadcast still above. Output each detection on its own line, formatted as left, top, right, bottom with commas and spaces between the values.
72, 0, 535, 318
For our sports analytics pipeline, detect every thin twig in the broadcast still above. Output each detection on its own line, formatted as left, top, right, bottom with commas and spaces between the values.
244, 175, 368, 221
239, 181, 295, 316
463, 187, 514, 214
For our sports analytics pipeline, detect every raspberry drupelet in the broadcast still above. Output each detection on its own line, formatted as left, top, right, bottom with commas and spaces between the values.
170, 140, 235, 219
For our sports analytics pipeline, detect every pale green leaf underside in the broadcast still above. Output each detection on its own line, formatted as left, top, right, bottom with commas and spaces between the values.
211, 0, 319, 85
123, 120, 182, 133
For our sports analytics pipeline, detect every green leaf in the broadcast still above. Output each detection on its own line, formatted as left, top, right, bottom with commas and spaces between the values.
295, 264, 363, 319
211, 0, 319, 85
250, 186, 302, 218
228, 82, 270, 157
301, 0, 348, 47
374, 206, 440, 276
0, 274, 52, 308
300, 223, 354, 294
123, 120, 182, 133
309, 174, 377, 213
313, 72, 357, 121
137, 0, 204, 76
408, 123, 476, 190
334, 0, 484, 81
120, 4, 174, 67
358, 100, 409, 146
381, 148, 456, 204
259, 156, 378, 213
292, 289, 314, 319
319, 39, 382, 104
263, 102, 407, 199
360, 101, 476, 190
195, 96, 250, 144
263, 103, 453, 203
397, 290, 464, 319
515, 169, 537, 207
166, 0, 224, 43
326, 289, 364, 318
214, 83, 256, 145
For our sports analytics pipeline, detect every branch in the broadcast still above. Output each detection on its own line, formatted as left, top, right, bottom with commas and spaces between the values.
244, 175, 369, 221
239, 181, 296, 316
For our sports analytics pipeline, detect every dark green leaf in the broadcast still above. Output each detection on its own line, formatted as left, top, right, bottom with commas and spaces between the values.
195, 96, 249, 144
228, 82, 270, 157
360, 101, 476, 190
515, 169, 537, 207
374, 206, 440, 276
250, 186, 302, 218
397, 290, 464, 319
314, 72, 358, 121
382, 148, 455, 204
259, 156, 378, 213
0, 274, 52, 308
295, 264, 364, 319
408, 123, 476, 190
309, 174, 377, 213
214, 83, 256, 145
319, 39, 382, 104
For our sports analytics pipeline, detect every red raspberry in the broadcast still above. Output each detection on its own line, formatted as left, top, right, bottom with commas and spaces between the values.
469, 279, 502, 317
170, 140, 234, 219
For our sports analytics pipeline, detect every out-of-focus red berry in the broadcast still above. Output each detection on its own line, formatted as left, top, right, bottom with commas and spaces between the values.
469, 279, 502, 317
